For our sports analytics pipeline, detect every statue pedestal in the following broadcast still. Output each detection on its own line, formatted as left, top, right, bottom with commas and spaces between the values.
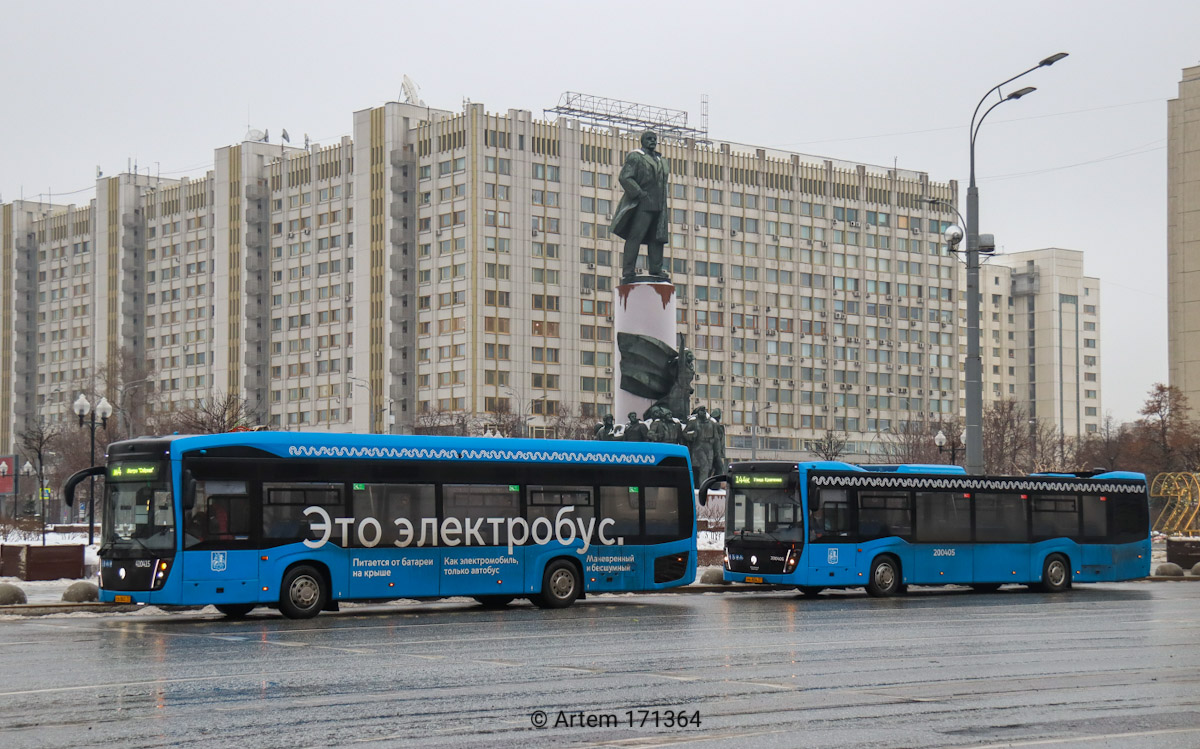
614, 280, 677, 420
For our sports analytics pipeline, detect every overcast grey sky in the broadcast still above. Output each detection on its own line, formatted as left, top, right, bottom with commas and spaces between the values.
2, 0, 1194, 423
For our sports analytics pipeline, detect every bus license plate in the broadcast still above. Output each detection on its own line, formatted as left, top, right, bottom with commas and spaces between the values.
744, 576, 764, 584
114, 595, 132, 603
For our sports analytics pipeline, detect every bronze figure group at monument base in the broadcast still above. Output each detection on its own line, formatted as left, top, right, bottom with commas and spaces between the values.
594, 404, 726, 490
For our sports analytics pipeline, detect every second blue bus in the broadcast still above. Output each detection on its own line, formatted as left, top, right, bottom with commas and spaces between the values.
700, 460, 1150, 595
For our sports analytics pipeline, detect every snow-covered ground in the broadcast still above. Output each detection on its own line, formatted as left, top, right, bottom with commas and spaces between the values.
2, 529, 99, 567
0, 576, 97, 604
1, 529, 99, 603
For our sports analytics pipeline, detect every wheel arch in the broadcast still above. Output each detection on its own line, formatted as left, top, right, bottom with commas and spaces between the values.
279, 559, 335, 609
544, 554, 585, 599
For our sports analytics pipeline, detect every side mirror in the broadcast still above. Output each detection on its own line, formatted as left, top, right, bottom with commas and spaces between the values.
696, 474, 728, 507
62, 465, 106, 507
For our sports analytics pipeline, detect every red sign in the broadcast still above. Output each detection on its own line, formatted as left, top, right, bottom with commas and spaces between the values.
0, 456, 13, 495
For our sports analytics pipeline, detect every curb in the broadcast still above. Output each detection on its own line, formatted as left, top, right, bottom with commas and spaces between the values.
0, 602, 141, 617
0, 578, 1192, 617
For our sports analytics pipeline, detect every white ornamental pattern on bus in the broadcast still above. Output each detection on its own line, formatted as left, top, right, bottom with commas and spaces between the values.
301, 505, 624, 556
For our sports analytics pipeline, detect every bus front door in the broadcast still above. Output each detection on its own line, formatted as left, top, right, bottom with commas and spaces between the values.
181, 546, 260, 605
805, 542, 861, 586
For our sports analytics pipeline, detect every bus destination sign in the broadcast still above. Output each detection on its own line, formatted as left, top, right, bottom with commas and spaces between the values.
108, 463, 160, 481
732, 474, 788, 488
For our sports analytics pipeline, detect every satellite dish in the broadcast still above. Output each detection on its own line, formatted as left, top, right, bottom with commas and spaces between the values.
401, 75, 426, 107
244, 128, 266, 142
281, 129, 290, 143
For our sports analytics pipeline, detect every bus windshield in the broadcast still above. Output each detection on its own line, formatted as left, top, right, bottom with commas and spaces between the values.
104, 461, 175, 552
728, 486, 804, 541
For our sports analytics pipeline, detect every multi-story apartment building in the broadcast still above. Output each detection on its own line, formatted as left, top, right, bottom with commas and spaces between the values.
1168, 64, 1200, 414
979, 248, 1102, 441
4, 98, 976, 462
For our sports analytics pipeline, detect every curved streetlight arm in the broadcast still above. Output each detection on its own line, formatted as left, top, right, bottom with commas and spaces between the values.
970, 92, 1038, 185
969, 52, 1066, 184
970, 64, 1039, 136
922, 197, 966, 229
969, 53, 1066, 139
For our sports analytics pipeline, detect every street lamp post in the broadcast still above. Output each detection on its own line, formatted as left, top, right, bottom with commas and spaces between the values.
934, 429, 965, 465
73, 393, 113, 545
348, 376, 395, 434
20, 460, 46, 546
962, 52, 1068, 475
750, 405, 771, 460
115, 378, 153, 439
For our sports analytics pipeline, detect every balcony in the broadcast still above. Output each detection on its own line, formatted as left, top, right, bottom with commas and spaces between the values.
245, 179, 269, 201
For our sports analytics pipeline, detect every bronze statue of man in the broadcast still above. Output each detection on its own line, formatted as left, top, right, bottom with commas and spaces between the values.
622, 411, 650, 442
610, 131, 670, 284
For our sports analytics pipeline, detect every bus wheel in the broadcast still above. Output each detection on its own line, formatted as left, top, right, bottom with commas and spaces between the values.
280, 565, 327, 619
215, 604, 256, 619
798, 586, 824, 597
1038, 554, 1071, 593
866, 556, 902, 597
535, 560, 581, 609
971, 584, 1002, 593
474, 595, 515, 609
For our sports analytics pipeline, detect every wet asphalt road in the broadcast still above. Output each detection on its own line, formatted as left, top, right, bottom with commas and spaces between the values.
2, 582, 1199, 749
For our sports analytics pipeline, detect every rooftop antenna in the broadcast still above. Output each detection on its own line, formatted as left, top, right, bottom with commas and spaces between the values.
401, 75, 426, 107
701, 94, 709, 138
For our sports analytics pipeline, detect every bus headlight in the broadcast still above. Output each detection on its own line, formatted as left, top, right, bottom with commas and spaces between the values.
723, 550, 730, 570
784, 550, 799, 574
150, 559, 172, 590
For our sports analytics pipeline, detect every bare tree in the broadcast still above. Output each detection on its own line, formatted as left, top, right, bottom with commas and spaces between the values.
155, 392, 261, 435
1131, 384, 1197, 474
413, 406, 482, 436
13, 418, 64, 526
983, 400, 1032, 474
547, 403, 594, 441
1074, 414, 1134, 472
878, 420, 940, 464
1026, 417, 1064, 473
484, 400, 530, 438
810, 430, 850, 461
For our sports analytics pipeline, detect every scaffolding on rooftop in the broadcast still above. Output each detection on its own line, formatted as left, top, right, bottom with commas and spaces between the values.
545, 92, 709, 143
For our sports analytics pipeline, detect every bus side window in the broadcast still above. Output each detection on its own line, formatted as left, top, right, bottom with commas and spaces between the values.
186, 480, 249, 548
352, 484, 436, 547
263, 483, 343, 544
812, 489, 849, 539
1081, 495, 1108, 540
1032, 495, 1077, 540
857, 491, 911, 540
974, 493, 1027, 543
914, 491, 971, 543
445, 484, 521, 547
600, 486, 641, 539
1111, 494, 1148, 544
643, 487, 680, 537
528, 487, 594, 528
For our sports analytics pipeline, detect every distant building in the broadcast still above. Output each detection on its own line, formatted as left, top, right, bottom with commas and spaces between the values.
3, 97, 981, 460
978, 248, 1102, 443
1168, 64, 1200, 414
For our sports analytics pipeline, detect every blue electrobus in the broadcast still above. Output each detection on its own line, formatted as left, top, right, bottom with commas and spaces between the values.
699, 461, 1150, 596
63, 432, 696, 618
